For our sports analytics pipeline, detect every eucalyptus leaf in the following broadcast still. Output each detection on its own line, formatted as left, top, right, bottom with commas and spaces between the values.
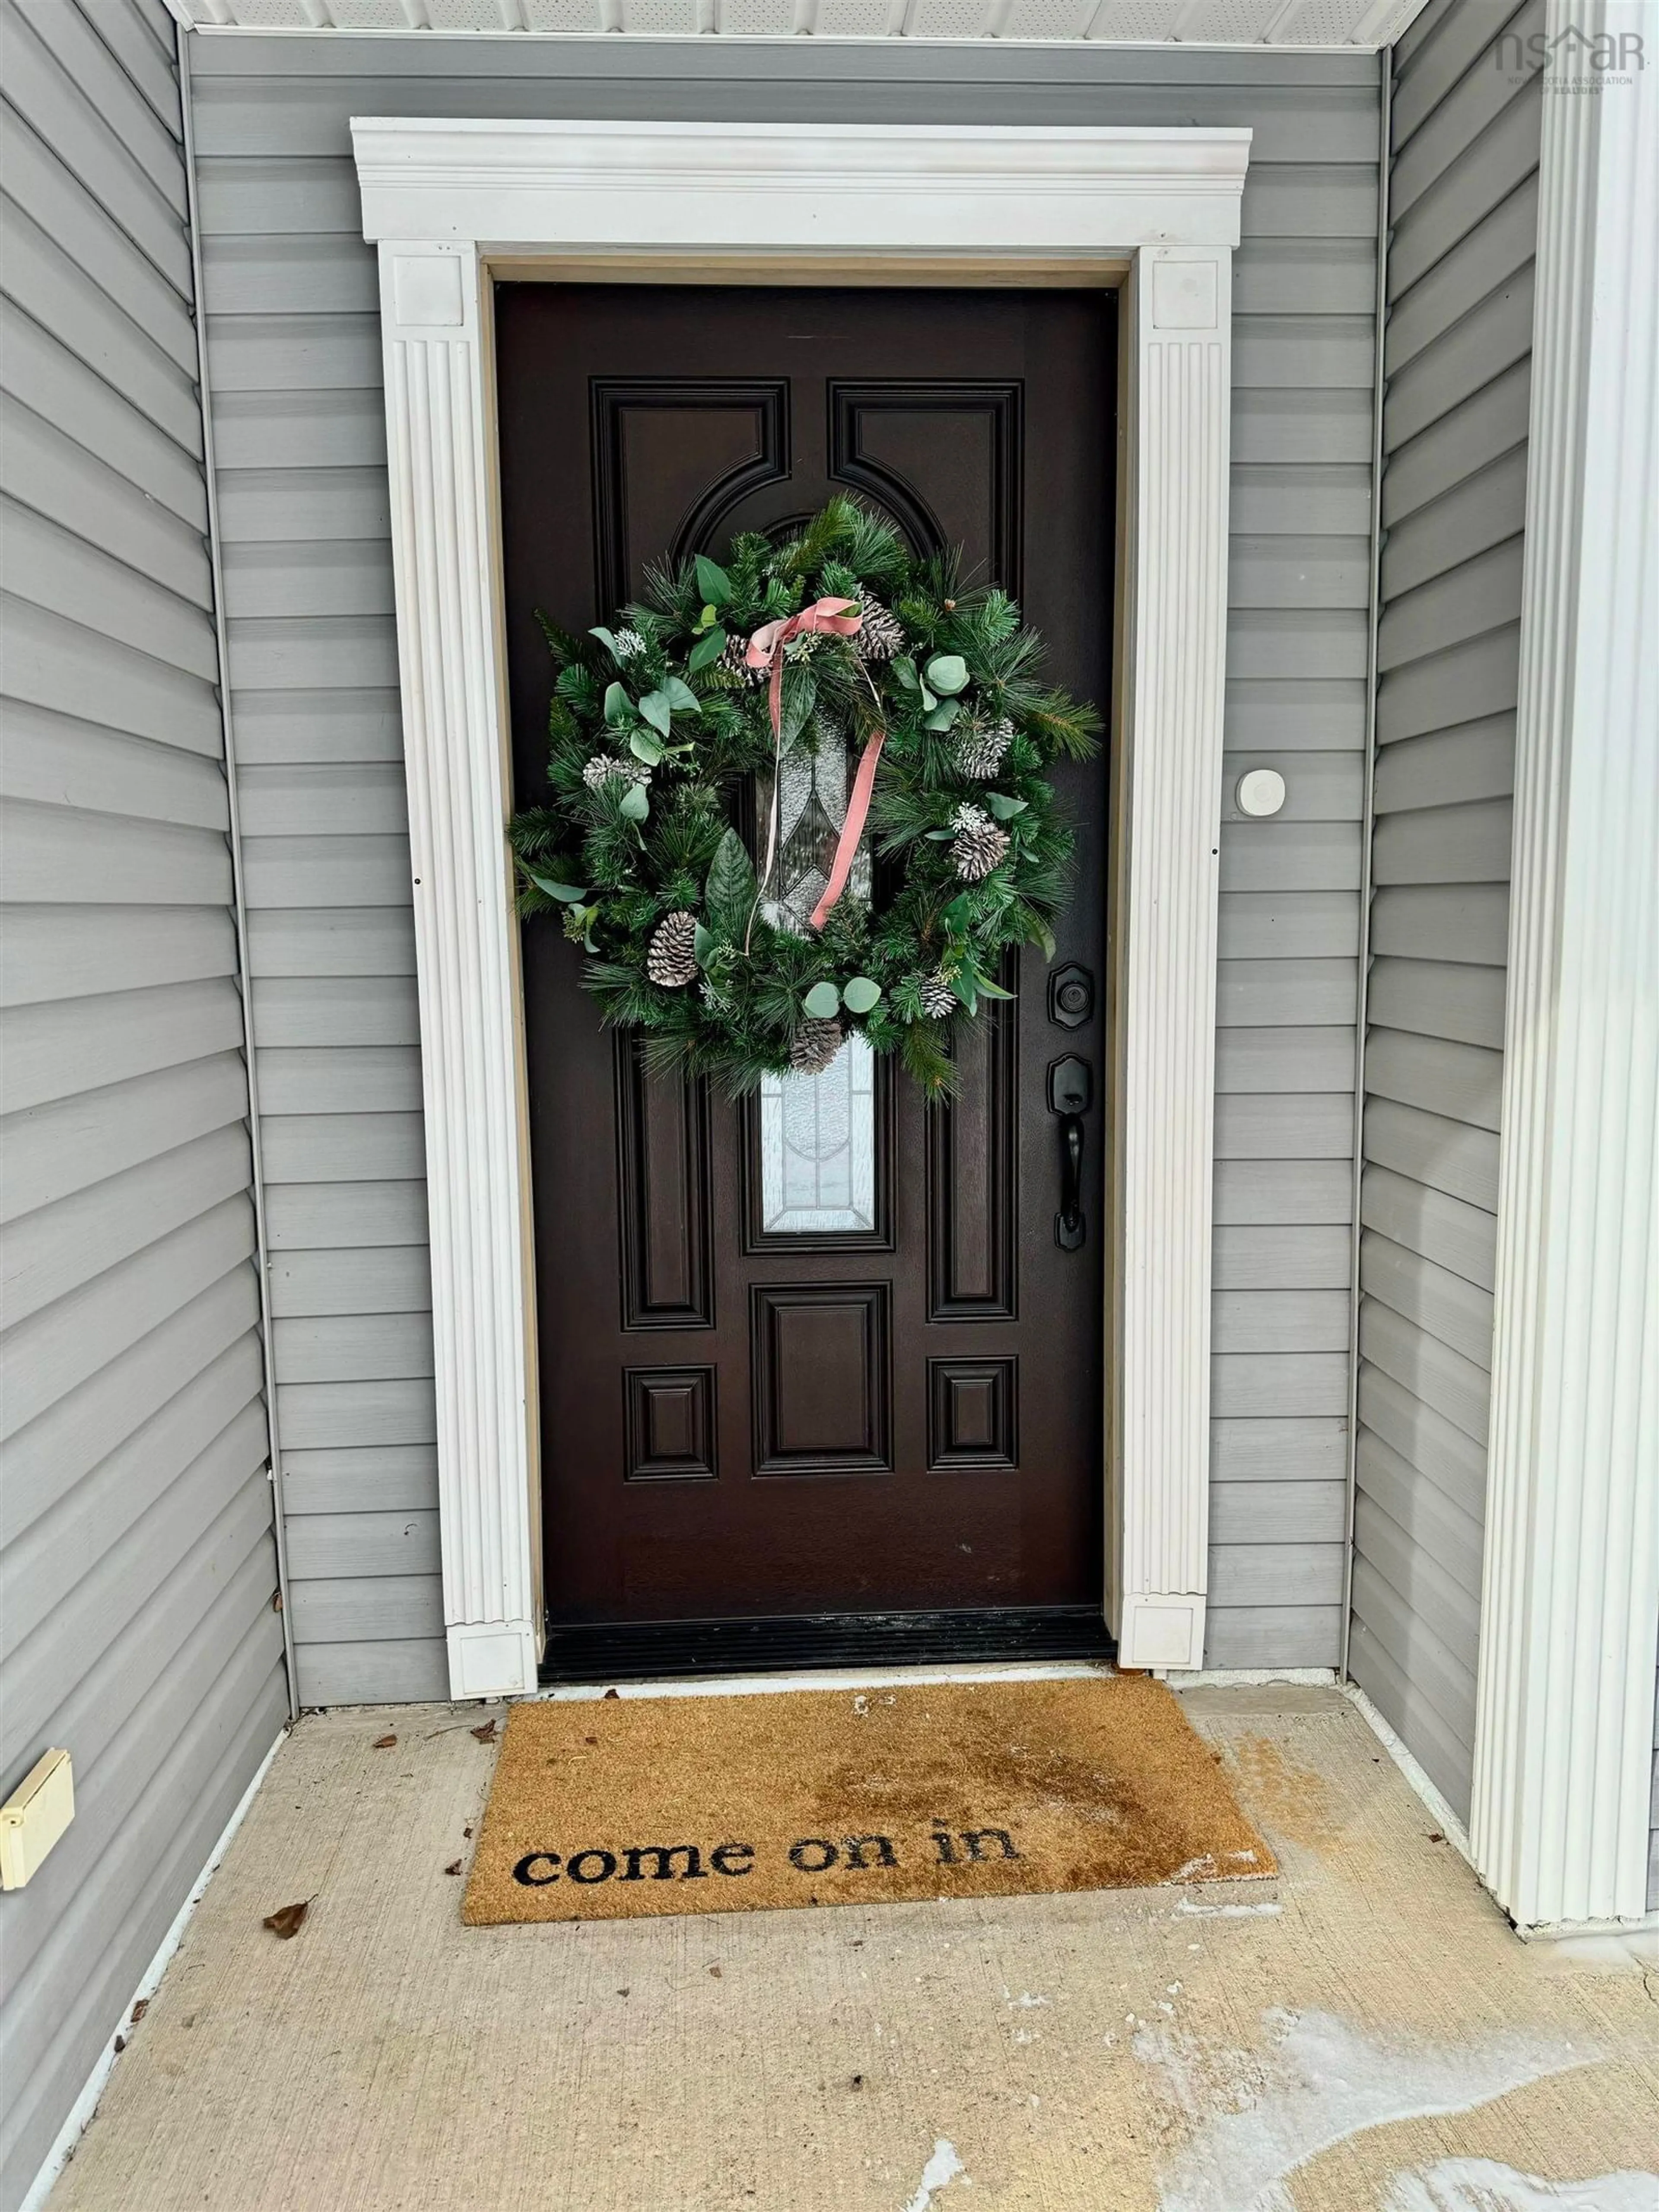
973, 970, 1015, 1000
661, 675, 700, 713
841, 975, 882, 1015
603, 681, 632, 726
686, 626, 727, 675
802, 980, 841, 1020
923, 699, 960, 732
638, 689, 673, 737
705, 827, 757, 941
985, 792, 1027, 820
524, 869, 588, 904
941, 894, 974, 933
695, 554, 733, 606
693, 921, 716, 970
893, 656, 920, 691
925, 653, 969, 696
950, 971, 979, 1015
924, 828, 956, 842
628, 729, 664, 766
618, 782, 649, 822
589, 625, 621, 661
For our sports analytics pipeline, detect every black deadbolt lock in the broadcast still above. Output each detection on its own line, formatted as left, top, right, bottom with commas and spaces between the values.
1048, 963, 1094, 1029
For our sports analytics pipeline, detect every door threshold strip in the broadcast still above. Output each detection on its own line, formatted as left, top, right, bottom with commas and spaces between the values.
537, 1606, 1115, 1690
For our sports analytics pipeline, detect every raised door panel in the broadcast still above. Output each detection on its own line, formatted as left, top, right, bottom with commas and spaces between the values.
831, 382, 1023, 591
928, 988, 1020, 1321
752, 1283, 893, 1475
615, 1037, 714, 1331
591, 379, 788, 608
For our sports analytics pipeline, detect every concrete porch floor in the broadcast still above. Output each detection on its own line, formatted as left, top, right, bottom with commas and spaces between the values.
46, 1681, 1659, 2212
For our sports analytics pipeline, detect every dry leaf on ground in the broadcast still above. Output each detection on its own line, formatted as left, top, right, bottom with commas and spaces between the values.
372, 1734, 397, 1750
470, 1720, 498, 1743
263, 1900, 309, 1939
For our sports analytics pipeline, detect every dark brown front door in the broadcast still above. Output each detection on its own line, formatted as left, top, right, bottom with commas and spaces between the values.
497, 284, 1115, 1657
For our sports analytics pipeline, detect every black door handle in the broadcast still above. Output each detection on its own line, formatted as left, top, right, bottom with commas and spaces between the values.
1057, 1113, 1085, 1251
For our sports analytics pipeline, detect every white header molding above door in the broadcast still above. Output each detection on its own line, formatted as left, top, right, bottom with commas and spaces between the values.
350, 117, 1250, 1697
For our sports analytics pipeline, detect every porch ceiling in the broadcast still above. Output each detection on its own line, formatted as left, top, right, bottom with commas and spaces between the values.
168, 0, 1425, 50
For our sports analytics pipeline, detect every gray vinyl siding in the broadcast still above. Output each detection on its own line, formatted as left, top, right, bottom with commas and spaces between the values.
188, 33, 1380, 1690
1348, 2, 1539, 1823
0, 4, 286, 2201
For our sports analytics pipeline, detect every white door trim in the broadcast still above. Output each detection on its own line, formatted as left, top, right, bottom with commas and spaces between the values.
349, 118, 1250, 1697
1470, 2, 1659, 1931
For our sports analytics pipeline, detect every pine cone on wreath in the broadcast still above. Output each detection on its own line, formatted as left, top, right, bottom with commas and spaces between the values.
918, 971, 958, 1021
954, 715, 1013, 781
854, 597, 905, 662
950, 802, 1011, 883
789, 1017, 844, 1076
582, 752, 651, 792
719, 632, 766, 685
645, 910, 699, 989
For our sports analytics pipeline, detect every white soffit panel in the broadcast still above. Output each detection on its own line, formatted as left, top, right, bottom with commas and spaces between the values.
170, 0, 1427, 46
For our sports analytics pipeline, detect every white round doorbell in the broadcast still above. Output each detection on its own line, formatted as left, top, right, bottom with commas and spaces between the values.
1236, 767, 1287, 818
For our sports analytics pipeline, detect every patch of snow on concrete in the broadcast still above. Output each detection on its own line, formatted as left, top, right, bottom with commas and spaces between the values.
903, 2139, 965, 2212
1135, 2008, 1593, 2212
1384, 2160, 1658, 2211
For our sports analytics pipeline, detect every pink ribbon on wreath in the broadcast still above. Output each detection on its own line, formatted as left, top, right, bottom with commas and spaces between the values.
744, 598, 886, 944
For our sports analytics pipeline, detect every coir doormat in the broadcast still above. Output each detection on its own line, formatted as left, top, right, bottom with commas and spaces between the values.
462, 1674, 1274, 1924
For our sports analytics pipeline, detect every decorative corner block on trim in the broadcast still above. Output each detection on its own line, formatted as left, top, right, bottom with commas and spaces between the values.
1117, 1596, 1207, 1673
350, 118, 1248, 1702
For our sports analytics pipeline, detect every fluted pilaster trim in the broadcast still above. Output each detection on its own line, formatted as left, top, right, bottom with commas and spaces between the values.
1471, 0, 1659, 1929
376, 245, 540, 1699
1111, 251, 1233, 1671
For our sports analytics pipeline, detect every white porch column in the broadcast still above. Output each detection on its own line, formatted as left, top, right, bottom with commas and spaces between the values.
1470, 1, 1659, 1929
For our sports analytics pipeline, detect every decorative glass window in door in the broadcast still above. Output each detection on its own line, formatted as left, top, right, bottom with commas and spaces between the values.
755, 728, 877, 1235
757, 732, 872, 935
759, 1035, 878, 1235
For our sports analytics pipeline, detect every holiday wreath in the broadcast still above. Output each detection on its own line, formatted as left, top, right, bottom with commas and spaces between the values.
509, 497, 1100, 1095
